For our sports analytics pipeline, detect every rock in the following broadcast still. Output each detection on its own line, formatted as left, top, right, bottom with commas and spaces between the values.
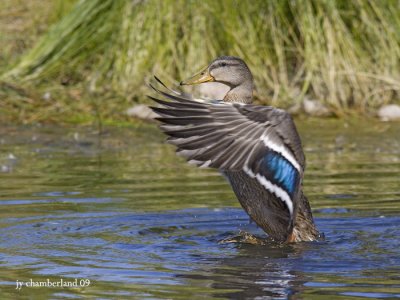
8, 153, 16, 160
42, 91, 51, 101
287, 103, 302, 115
303, 99, 332, 117
378, 104, 400, 121
198, 82, 230, 100
126, 104, 158, 121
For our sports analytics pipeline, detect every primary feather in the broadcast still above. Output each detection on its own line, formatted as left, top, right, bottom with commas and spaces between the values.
149, 56, 319, 242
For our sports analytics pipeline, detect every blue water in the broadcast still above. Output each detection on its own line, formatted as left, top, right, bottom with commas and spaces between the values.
0, 120, 399, 299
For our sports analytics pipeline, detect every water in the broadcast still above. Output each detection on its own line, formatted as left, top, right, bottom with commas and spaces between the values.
0, 119, 399, 299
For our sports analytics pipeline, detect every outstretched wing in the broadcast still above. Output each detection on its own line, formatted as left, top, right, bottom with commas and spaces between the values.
149, 79, 305, 219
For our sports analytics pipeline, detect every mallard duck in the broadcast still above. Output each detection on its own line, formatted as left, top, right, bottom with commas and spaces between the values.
150, 56, 320, 243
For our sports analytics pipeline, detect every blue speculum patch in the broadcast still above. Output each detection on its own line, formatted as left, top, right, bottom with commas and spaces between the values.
262, 150, 298, 195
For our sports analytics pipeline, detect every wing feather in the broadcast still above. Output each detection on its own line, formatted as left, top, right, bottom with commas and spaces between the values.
149, 78, 305, 219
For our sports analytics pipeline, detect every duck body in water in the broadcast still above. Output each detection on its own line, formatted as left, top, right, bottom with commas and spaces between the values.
150, 56, 320, 243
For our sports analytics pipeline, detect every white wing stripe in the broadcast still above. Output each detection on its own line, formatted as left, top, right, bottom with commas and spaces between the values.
243, 166, 294, 217
259, 134, 301, 172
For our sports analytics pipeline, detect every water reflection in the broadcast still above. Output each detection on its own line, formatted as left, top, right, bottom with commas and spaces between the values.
180, 243, 307, 299
175, 213, 400, 299
0, 120, 399, 298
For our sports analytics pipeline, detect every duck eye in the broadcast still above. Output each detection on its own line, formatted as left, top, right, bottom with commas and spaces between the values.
220, 62, 227, 67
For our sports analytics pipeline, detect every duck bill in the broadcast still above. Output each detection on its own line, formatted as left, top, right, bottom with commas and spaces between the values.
180, 67, 215, 85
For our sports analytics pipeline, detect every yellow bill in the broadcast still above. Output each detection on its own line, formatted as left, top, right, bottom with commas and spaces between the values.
180, 67, 215, 85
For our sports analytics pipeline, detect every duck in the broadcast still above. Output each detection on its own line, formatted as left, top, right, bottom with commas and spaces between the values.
149, 56, 320, 243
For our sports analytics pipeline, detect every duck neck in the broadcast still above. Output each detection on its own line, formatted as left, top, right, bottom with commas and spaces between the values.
223, 82, 254, 104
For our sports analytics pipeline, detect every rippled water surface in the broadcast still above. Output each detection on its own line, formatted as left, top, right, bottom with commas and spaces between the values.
0, 119, 399, 299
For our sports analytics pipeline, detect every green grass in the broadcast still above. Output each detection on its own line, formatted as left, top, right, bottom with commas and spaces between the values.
1, 0, 400, 122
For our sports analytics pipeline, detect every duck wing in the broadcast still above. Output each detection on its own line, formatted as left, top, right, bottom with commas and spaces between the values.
149, 80, 305, 220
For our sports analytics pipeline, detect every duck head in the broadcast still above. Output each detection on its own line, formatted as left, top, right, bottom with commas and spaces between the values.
180, 56, 254, 104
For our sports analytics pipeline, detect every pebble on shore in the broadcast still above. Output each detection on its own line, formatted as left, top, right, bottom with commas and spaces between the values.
126, 104, 158, 121
378, 104, 400, 121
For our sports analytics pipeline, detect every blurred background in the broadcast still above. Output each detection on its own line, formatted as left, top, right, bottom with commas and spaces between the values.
1, 0, 400, 123
1, 2, 400, 298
